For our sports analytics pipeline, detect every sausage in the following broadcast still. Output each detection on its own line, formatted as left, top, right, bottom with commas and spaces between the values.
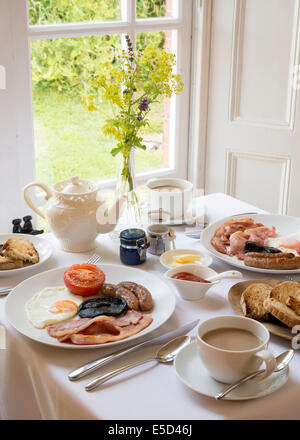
99, 283, 139, 310
115, 286, 140, 310
245, 252, 295, 259
117, 281, 153, 311
99, 283, 118, 297
244, 252, 300, 270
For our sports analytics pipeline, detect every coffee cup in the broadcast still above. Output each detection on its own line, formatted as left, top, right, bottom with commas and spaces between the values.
196, 316, 276, 384
146, 177, 193, 223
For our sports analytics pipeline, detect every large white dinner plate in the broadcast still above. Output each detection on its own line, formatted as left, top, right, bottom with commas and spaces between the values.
5, 264, 176, 349
0, 233, 53, 277
201, 214, 300, 274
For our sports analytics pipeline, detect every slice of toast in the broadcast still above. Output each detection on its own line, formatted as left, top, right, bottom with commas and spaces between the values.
286, 295, 300, 315
240, 283, 272, 321
270, 281, 300, 315
0, 255, 23, 270
2, 237, 39, 264
263, 297, 300, 328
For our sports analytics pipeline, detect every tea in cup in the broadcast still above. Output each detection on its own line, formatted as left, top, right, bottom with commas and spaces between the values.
196, 316, 276, 383
146, 177, 193, 223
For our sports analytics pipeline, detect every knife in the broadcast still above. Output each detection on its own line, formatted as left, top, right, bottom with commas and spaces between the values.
68, 319, 199, 381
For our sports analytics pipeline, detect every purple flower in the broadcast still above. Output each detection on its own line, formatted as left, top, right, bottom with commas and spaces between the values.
138, 97, 150, 112
137, 113, 143, 121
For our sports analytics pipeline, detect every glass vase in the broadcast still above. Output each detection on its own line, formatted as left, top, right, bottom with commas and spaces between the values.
114, 149, 142, 230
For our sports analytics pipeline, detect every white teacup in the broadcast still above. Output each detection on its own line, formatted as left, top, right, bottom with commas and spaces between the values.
196, 316, 276, 384
146, 177, 193, 223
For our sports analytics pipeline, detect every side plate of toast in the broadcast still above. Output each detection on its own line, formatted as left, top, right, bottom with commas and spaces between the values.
228, 279, 300, 341
0, 233, 53, 276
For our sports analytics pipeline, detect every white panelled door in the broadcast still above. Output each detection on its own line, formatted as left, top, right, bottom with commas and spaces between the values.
204, 0, 300, 216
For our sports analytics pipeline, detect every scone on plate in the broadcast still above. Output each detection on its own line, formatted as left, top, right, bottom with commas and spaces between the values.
270, 281, 300, 315
0, 255, 23, 270
2, 237, 39, 264
264, 297, 300, 328
240, 283, 272, 321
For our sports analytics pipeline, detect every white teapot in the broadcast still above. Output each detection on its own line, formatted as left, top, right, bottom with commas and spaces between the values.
23, 176, 125, 252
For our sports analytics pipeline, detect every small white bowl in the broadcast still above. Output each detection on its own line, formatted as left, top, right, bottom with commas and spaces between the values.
160, 248, 212, 269
164, 264, 219, 301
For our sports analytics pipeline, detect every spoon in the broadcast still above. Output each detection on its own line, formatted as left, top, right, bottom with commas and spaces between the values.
85, 335, 191, 391
215, 349, 294, 400
206, 270, 243, 283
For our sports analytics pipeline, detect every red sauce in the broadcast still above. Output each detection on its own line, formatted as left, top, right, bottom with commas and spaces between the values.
171, 272, 211, 283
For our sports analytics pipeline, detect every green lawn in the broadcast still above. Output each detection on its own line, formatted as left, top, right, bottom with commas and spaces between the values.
33, 88, 164, 188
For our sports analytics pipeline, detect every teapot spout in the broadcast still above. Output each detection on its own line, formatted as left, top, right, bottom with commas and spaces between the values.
96, 195, 126, 234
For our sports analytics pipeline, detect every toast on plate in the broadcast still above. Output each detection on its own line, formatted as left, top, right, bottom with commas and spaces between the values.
264, 297, 300, 328
240, 283, 272, 321
2, 237, 39, 264
0, 255, 23, 270
270, 281, 300, 315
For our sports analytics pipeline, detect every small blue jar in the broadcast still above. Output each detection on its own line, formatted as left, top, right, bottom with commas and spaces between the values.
120, 228, 148, 265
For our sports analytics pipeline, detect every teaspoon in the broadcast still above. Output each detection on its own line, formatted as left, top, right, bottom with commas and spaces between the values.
215, 349, 294, 400
206, 270, 243, 283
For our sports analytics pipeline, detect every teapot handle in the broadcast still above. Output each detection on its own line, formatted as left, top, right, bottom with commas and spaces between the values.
23, 182, 53, 220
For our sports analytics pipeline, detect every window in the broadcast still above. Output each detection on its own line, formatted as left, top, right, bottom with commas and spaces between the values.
0, 0, 194, 230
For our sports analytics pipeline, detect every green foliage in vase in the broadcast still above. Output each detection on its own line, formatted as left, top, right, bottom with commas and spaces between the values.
83, 35, 183, 164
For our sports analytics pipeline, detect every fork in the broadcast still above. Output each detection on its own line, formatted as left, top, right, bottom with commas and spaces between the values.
86, 254, 103, 265
0, 254, 103, 297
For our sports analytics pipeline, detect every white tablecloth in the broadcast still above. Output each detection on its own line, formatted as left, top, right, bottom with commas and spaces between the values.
1, 193, 300, 420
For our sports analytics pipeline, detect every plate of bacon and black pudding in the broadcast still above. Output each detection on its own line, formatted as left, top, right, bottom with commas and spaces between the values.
201, 214, 300, 274
5, 263, 176, 349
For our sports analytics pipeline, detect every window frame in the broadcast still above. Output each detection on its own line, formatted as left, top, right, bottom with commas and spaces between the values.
0, 0, 200, 230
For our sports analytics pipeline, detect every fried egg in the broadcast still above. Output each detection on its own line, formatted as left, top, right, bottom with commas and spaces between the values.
25, 286, 83, 329
273, 230, 300, 254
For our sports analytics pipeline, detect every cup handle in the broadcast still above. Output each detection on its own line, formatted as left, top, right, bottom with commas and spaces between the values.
252, 349, 277, 381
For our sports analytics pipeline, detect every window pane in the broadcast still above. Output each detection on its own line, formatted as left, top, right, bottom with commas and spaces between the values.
30, 33, 168, 188
136, 30, 177, 173
31, 35, 121, 187
28, 0, 121, 25
136, 0, 178, 19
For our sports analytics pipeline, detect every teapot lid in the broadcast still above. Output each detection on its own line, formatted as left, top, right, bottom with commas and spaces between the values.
57, 176, 98, 195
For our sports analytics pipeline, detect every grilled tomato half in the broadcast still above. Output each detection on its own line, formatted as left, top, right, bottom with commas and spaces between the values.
64, 264, 105, 296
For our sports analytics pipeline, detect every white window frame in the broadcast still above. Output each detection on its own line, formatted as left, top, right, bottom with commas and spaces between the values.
0, 0, 210, 231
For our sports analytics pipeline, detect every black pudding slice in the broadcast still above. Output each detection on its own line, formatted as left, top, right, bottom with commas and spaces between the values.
77, 297, 127, 318
244, 241, 282, 254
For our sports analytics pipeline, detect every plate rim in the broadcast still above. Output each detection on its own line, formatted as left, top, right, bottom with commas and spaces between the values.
5, 263, 176, 349
0, 233, 53, 276
174, 341, 290, 401
201, 213, 300, 274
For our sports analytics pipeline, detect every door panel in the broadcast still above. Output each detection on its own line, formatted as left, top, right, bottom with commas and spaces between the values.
205, 0, 300, 216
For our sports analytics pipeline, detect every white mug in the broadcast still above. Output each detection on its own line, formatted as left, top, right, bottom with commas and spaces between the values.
196, 316, 276, 384
146, 177, 193, 223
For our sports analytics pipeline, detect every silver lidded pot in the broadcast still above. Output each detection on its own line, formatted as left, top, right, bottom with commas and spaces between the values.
147, 224, 176, 256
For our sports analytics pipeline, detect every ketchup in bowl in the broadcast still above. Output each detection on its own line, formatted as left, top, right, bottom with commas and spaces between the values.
171, 272, 211, 283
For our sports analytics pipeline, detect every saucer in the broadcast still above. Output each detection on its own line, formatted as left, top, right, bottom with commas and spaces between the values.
174, 341, 289, 401
148, 212, 195, 226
